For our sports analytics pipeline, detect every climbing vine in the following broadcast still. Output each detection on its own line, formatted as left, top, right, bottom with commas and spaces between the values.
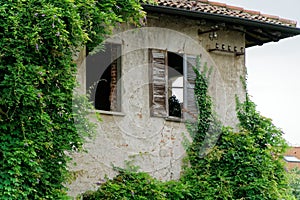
180, 62, 294, 199
0, 0, 146, 199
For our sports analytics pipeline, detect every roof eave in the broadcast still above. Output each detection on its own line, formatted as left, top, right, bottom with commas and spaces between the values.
143, 4, 300, 47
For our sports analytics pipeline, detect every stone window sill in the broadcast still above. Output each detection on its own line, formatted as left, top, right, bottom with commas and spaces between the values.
88, 109, 125, 116
165, 116, 183, 122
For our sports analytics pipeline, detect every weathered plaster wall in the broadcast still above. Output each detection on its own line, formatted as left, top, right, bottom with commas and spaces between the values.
200, 28, 246, 127
146, 13, 246, 126
67, 13, 246, 197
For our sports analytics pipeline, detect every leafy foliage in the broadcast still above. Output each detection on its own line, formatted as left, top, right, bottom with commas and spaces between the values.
81, 169, 189, 200
180, 64, 294, 199
0, 0, 145, 199
289, 167, 300, 198
82, 170, 165, 200
168, 95, 182, 118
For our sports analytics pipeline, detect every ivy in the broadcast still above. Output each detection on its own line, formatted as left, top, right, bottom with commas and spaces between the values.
0, 0, 145, 199
180, 60, 294, 199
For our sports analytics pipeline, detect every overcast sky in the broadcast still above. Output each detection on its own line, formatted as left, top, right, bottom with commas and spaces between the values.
218, 0, 300, 145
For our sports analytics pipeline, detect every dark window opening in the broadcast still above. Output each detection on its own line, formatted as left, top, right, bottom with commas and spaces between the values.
168, 52, 183, 118
86, 43, 121, 112
94, 66, 111, 110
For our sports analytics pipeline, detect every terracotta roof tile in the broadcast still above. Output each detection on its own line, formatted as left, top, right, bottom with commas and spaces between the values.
261, 14, 279, 20
279, 18, 297, 26
226, 5, 243, 11
244, 9, 260, 16
209, 1, 226, 7
152, 0, 297, 27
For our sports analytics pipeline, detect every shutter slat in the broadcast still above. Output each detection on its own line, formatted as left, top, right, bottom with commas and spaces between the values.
149, 49, 168, 117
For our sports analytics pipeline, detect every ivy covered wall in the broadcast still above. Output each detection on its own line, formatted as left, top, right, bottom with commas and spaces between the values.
0, 1, 145, 199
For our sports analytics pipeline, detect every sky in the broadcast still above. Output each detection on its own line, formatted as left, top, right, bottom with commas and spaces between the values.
218, 0, 300, 145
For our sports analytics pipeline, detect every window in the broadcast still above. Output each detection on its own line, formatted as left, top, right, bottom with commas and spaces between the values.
86, 43, 121, 112
168, 52, 183, 118
149, 49, 198, 120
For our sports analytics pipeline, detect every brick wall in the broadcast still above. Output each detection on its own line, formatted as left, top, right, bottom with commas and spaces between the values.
109, 61, 118, 111
109, 45, 118, 111
284, 147, 300, 170
285, 147, 300, 158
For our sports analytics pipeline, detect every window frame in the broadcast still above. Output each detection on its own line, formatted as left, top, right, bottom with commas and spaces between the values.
149, 49, 198, 121
86, 42, 123, 114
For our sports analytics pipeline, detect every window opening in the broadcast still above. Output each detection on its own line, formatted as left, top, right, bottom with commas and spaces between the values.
168, 52, 183, 118
149, 49, 197, 121
86, 43, 121, 112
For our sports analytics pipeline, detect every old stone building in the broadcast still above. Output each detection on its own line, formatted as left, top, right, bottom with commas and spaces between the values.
69, 0, 300, 196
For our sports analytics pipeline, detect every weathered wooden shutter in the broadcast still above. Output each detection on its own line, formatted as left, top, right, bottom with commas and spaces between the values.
149, 49, 168, 117
109, 43, 122, 112
183, 55, 198, 121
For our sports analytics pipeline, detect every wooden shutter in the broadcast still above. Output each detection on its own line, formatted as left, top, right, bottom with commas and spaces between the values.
149, 49, 168, 117
109, 43, 122, 112
183, 55, 198, 121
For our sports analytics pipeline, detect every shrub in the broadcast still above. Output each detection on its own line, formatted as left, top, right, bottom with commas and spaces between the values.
180, 65, 294, 199
81, 170, 166, 200
289, 167, 300, 198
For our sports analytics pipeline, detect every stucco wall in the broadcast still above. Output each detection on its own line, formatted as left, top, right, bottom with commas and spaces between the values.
67, 13, 246, 197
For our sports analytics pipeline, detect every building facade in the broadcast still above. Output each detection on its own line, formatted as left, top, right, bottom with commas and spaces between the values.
68, 1, 300, 196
